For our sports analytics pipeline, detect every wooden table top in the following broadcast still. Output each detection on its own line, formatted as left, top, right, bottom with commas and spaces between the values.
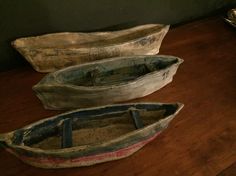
0, 16, 235, 176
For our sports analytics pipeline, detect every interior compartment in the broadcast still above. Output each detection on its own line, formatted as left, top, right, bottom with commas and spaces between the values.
56, 57, 178, 87
12, 104, 178, 150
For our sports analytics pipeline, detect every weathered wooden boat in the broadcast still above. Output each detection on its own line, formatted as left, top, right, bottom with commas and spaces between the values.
0, 102, 183, 168
12, 24, 169, 72
33, 55, 183, 110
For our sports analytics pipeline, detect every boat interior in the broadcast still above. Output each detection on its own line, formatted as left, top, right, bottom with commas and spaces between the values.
11, 104, 179, 150
13, 25, 165, 48
55, 56, 179, 87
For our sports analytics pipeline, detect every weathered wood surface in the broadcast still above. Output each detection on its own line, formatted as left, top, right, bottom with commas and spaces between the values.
12, 24, 169, 72
0, 103, 183, 168
0, 16, 236, 175
33, 55, 183, 110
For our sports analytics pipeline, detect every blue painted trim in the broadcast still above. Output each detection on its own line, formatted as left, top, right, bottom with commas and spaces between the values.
61, 119, 73, 148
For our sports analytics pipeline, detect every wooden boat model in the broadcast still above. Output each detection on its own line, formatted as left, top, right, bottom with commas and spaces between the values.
12, 24, 169, 72
33, 55, 183, 110
224, 8, 236, 28
0, 102, 183, 168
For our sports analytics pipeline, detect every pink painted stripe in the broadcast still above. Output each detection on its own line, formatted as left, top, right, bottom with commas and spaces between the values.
17, 131, 161, 167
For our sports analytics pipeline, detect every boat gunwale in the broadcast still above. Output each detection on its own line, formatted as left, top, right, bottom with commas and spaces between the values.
1, 102, 184, 155
12, 24, 170, 50
33, 55, 184, 91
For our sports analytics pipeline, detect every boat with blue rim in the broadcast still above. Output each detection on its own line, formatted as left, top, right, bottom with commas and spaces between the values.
0, 102, 183, 168
33, 55, 183, 110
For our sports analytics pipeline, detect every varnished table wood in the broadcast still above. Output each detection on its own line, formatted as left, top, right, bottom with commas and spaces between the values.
0, 16, 235, 176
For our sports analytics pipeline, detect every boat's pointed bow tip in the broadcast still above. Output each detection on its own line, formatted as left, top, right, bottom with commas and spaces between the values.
178, 57, 184, 64
11, 39, 24, 50
176, 103, 184, 113
174, 57, 184, 65
11, 40, 17, 48
32, 85, 40, 92
177, 102, 184, 108
165, 24, 170, 30
160, 24, 170, 34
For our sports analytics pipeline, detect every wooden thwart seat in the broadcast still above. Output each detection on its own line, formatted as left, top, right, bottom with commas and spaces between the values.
60, 108, 144, 148
129, 108, 144, 129
61, 118, 73, 148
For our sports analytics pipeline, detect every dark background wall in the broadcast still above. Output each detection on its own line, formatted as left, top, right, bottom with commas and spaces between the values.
0, 0, 236, 71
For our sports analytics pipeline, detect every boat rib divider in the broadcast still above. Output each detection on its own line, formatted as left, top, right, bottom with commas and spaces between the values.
129, 108, 144, 129
61, 118, 73, 148
60, 107, 146, 149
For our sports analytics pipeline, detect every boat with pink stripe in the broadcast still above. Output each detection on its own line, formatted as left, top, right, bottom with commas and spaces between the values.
0, 102, 183, 168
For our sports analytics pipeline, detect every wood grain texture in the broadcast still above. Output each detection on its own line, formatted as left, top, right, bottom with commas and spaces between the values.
0, 15, 236, 175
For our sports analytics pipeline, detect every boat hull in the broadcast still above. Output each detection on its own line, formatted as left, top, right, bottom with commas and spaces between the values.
0, 103, 183, 168
12, 24, 169, 72
10, 131, 160, 168
33, 55, 183, 110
